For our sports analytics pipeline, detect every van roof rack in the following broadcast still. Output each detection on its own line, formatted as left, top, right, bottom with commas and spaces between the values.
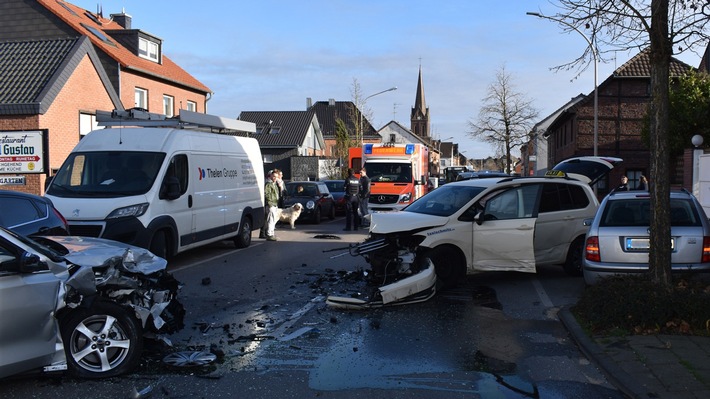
96, 108, 256, 134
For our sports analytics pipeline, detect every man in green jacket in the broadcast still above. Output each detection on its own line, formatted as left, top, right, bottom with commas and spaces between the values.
264, 169, 280, 241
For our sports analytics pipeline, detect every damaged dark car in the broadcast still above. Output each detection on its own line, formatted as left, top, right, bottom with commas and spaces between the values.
0, 226, 184, 379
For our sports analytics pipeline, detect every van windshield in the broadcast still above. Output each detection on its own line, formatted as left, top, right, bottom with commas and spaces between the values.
366, 162, 412, 183
47, 151, 166, 198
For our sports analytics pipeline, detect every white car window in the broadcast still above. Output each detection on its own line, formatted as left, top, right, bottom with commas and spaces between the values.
485, 185, 540, 220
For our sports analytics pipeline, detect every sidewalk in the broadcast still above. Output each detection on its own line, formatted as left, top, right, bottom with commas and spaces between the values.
559, 308, 710, 399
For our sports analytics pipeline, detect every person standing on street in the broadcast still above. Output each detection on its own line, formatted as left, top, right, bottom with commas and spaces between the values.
358, 167, 371, 228
617, 175, 630, 191
637, 175, 648, 191
343, 168, 360, 231
275, 169, 286, 208
264, 170, 280, 241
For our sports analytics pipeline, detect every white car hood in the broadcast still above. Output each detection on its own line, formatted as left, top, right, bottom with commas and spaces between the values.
370, 211, 449, 234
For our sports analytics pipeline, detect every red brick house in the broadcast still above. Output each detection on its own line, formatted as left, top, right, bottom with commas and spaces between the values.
0, 0, 210, 195
542, 48, 693, 197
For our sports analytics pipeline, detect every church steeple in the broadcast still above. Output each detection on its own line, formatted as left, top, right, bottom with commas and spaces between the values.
410, 64, 430, 138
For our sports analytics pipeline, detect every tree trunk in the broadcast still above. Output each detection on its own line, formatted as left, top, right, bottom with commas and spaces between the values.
648, 0, 672, 286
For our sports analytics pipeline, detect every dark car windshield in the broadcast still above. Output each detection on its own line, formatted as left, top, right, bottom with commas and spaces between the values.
47, 151, 165, 198
405, 185, 487, 216
286, 183, 317, 197
600, 198, 702, 227
325, 181, 344, 193
366, 163, 412, 183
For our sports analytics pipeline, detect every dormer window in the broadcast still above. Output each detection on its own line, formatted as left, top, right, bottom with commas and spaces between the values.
138, 37, 159, 62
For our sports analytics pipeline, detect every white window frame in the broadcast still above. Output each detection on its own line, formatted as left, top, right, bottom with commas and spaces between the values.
186, 101, 197, 112
163, 95, 174, 117
79, 112, 102, 138
134, 88, 147, 109
138, 37, 159, 62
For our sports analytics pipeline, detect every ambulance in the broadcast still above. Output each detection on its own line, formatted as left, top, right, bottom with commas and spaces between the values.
360, 143, 429, 211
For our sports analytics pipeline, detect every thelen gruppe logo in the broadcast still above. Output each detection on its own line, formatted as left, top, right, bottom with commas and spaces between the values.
198, 167, 206, 180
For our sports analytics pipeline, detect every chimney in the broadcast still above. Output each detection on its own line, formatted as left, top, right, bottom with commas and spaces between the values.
306, 97, 312, 109
110, 9, 132, 29
328, 98, 335, 107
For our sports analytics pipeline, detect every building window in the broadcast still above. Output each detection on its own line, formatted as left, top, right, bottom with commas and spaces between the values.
186, 101, 197, 112
81, 23, 116, 47
138, 37, 159, 62
163, 95, 174, 117
79, 112, 101, 138
135, 88, 147, 109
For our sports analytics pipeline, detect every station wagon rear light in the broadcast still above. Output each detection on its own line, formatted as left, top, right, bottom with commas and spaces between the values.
585, 236, 600, 262
702, 237, 710, 263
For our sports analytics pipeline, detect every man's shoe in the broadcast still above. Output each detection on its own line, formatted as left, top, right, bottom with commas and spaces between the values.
259, 233, 266, 238
266, 236, 277, 241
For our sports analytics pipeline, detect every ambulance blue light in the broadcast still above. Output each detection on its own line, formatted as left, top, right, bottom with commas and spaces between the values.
405, 144, 414, 154
364, 144, 373, 154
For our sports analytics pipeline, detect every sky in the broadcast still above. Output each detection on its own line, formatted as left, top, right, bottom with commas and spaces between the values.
72, 0, 702, 160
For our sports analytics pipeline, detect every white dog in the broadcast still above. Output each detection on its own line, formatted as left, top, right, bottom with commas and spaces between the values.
277, 203, 304, 229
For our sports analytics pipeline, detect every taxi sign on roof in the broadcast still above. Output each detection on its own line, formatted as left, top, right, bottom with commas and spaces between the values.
545, 170, 567, 178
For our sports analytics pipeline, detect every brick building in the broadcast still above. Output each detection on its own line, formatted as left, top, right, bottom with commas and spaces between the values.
0, 0, 210, 195
543, 48, 692, 197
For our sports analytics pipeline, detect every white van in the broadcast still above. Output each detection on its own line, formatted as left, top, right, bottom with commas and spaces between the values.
45, 109, 265, 258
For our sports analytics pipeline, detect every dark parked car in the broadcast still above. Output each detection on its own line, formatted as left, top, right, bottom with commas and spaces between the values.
284, 181, 336, 223
583, 189, 710, 285
324, 180, 346, 215
0, 190, 68, 236
455, 171, 510, 181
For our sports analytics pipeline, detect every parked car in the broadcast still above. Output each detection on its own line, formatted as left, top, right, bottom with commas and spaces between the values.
284, 181, 336, 223
455, 171, 510, 181
0, 190, 68, 236
583, 189, 710, 285
350, 156, 622, 290
0, 226, 184, 379
324, 180, 346, 215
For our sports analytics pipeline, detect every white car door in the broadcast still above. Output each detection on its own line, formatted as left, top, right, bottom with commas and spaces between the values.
472, 184, 540, 273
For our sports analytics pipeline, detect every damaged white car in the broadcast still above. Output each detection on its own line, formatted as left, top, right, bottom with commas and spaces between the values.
327, 157, 621, 309
0, 226, 184, 379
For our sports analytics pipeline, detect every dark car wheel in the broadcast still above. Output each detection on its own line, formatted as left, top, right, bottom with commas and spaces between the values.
312, 207, 322, 224
563, 236, 585, 276
61, 301, 143, 379
328, 203, 336, 220
425, 246, 465, 288
234, 216, 252, 248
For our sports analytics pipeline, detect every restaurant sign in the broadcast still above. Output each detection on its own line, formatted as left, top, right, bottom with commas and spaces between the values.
0, 131, 46, 174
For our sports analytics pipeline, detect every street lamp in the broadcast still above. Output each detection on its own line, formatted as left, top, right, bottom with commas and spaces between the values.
527, 11, 598, 158
692, 134, 704, 197
359, 86, 397, 145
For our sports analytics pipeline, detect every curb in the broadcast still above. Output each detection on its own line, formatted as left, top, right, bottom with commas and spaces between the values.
558, 306, 647, 399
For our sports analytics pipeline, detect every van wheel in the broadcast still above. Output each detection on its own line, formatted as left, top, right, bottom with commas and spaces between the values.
234, 217, 252, 248
150, 231, 168, 259
563, 236, 585, 276
425, 246, 465, 288
61, 301, 143, 379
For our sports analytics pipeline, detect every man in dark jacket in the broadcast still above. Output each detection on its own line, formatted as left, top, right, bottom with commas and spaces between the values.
343, 168, 360, 231
358, 167, 371, 227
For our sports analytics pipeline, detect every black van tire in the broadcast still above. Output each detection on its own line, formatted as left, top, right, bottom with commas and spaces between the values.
234, 217, 252, 248
149, 231, 168, 259
563, 236, 585, 276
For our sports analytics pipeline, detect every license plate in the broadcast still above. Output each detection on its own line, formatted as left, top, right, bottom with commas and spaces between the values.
625, 237, 675, 251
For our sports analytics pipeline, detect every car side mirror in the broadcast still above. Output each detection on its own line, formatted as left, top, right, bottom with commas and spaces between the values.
474, 210, 485, 225
19, 252, 46, 273
583, 218, 594, 227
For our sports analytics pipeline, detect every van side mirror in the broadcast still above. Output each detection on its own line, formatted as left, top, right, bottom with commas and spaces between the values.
19, 252, 46, 273
161, 176, 181, 200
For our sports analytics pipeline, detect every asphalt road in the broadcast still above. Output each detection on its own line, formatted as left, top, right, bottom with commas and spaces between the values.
0, 216, 624, 399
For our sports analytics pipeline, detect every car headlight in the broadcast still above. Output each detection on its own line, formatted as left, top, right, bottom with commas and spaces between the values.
107, 203, 149, 219
306, 200, 315, 209
399, 192, 412, 203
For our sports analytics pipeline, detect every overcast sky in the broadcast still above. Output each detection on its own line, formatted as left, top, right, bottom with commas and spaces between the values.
73, 0, 702, 160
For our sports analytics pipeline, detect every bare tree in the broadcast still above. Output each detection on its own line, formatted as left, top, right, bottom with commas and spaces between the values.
468, 65, 539, 174
548, 0, 710, 286
348, 78, 374, 144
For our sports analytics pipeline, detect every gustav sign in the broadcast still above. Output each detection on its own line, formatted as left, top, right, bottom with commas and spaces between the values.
0, 131, 45, 173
